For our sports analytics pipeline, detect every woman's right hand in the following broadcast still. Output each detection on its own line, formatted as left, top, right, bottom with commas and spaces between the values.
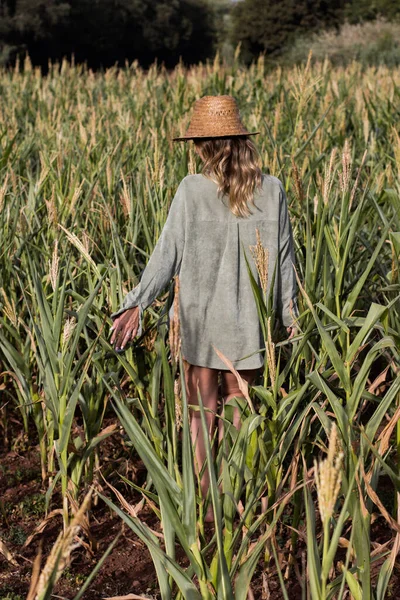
286, 325, 298, 340
110, 307, 140, 351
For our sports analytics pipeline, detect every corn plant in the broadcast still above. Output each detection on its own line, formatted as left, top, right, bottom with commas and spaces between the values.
1, 52, 400, 597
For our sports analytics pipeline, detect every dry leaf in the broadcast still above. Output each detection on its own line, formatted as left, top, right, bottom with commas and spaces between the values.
103, 595, 153, 599
368, 364, 390, 394
360, 463, 400, 534
23, 509, 63, 547
211, 345, 255, 412
0, 537, 18, 565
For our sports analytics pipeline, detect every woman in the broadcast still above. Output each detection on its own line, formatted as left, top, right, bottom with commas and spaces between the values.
110, 95, 299, 521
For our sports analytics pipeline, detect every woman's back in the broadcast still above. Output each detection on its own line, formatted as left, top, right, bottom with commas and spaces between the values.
168, 172, 295, 370
183, 172, 281, 222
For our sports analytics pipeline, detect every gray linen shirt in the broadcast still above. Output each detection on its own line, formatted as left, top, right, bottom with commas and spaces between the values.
111, 173, 299, 370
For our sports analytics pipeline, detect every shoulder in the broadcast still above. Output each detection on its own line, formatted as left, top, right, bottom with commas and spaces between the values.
179, 174, 209, 187
173, 174, 204, 196
261, 173, 284, 194
174, 174, 213, 207
169, 175, 206, 217
256, 173, 285, 210
171, 176, 195, 204
261, 173, 288, 210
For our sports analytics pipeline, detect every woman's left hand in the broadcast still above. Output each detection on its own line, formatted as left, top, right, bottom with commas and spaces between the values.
110, 307, 140, 351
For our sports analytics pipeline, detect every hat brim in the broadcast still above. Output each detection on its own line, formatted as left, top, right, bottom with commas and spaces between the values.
172, 132, 260, 142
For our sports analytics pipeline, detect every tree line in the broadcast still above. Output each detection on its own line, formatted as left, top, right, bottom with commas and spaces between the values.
0, 0, 399, 70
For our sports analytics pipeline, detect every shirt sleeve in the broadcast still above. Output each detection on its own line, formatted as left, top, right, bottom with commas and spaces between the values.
110, 178, 186, 335
277, 182, 299, 328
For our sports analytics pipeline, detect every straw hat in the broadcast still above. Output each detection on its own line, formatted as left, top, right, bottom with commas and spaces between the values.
172, 95, 259, 141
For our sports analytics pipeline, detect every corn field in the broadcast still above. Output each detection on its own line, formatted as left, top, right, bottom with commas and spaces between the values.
1, 51, 400, 599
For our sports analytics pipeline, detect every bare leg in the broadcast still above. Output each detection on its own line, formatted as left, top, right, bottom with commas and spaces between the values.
219, 368, 260, 444
184, 362, 219, 521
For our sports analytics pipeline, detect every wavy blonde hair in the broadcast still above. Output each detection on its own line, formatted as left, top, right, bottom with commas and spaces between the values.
194, 136, 263, 218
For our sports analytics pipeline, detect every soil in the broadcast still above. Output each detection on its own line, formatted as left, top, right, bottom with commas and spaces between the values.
1, 417, 399, 600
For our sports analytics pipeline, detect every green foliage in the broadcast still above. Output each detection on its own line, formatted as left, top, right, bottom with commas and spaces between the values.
0, 591, 25, 600
6, 525, 27, 546
282, 16, 400, 67
230, 0, 345, 64
0, 0, 217, 69
344, 0, 400, 24
2, 0, 400, 69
